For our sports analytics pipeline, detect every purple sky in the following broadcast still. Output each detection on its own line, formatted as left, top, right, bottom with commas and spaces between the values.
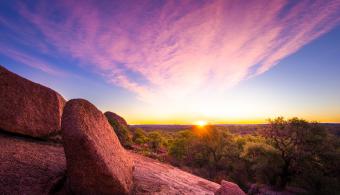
1, 0, 340, 124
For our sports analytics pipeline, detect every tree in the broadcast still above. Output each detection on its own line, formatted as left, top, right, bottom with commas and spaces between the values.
132, 128, 148, 144
241, 142, 282, 185
192, 126, 234, 178
261, 117, 338, 190
169, 130, 194, 162
147, 131, 165, 152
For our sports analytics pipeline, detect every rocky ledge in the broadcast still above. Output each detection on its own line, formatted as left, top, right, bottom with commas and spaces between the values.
0, 131, 221, 194
0, 65, 245, 195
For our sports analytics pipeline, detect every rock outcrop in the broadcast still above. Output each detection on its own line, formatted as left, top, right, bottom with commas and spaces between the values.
0, 66, 245, 195
0, 65, 65, 137
215, 180, 245, 195
0, 132, 66, 194
61, 99, 134, 194
105, 111, 133, 148
131, 152, 220, 194
0, 128, 221, 195
105, 111, 129, 127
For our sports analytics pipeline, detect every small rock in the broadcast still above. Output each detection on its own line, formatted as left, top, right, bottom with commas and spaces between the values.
215, 180, 246, 195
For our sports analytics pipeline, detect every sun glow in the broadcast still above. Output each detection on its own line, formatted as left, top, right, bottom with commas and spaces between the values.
194, 120, 208, 127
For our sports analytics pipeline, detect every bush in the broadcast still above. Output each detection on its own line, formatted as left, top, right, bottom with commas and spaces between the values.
147, 131, 165, 152
241, 142, 282, 185
132, 128, 148, 144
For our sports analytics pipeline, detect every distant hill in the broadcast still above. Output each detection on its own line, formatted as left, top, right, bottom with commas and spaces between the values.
131, 124, 193, 132
322, 123, 340, 136
131, 123, 340, 136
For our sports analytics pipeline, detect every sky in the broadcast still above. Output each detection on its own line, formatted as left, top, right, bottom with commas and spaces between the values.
1, 0, 340, 124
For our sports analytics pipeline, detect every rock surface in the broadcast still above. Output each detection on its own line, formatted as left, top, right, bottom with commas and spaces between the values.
0, 130, 221, 195
131, 152, 220, 195
105, 111, 133, 148
61, 99, 134, 194
105, 111, 129, 127
0, 131, 66, 195
0, 65, 66, 137
215, 180, 245, 195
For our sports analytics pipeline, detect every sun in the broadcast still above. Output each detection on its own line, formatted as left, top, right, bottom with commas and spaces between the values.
194, 120, 208, 127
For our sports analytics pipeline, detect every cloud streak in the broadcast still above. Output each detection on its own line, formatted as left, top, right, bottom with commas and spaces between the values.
0, 47, 67, 76
1, 0, 340, 103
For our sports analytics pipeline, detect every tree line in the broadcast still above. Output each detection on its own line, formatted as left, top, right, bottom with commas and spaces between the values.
109, 117, 340, 194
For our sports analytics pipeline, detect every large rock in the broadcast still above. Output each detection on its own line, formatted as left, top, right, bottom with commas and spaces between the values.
131, 152, 220, 194
0, 65, 66, 137
0, 129, 221, 195
61, 99, 134, 194
0, 132, 66, 194
215, 180, 246, 195
105, 111, 133, 148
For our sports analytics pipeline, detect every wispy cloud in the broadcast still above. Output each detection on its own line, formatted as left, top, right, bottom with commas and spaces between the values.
1, 0, 340, 102
0, 47, 67, 76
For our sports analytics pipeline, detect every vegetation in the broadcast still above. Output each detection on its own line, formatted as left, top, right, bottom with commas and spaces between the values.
124, 117, 340, 194
107, 118, 133, 148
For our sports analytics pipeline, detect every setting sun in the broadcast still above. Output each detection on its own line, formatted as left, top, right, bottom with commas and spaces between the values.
194, 120, 208, 127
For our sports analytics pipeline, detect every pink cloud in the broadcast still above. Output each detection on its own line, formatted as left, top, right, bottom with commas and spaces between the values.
5, 0, 340, 102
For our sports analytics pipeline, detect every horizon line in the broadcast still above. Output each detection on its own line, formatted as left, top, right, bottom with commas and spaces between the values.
130, 122, 340, 126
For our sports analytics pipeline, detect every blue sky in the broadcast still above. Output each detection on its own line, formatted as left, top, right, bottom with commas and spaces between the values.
1, 0, 340, 124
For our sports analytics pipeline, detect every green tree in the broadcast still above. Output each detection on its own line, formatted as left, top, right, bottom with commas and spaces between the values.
132, 128, 148, 144
169, 130, 194, 161
241, 142, 282, 185
190, 127, 234, 178
148, 131, 165, 152
261, 117, 340, 191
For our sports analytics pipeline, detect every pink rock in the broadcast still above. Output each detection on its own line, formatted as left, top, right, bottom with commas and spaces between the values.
131, 152, 220, 194
0, 65, 65, 137
105, 111, 129, 127
215, 180, 246, 195
105, 111, 133, 148
0, 133, 66, 194
61, 99, 134, 194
